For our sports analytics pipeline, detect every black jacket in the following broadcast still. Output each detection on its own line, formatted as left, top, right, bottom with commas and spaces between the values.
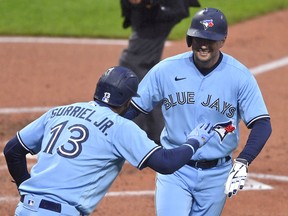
121, 0, 201, 29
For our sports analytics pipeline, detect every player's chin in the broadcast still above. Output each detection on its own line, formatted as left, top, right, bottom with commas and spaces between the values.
194, 51, 211, 62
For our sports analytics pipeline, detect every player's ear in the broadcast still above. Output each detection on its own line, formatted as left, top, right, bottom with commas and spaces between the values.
219, 37, 226, 48
118, 100, 131, 116
125, 99, 131, 106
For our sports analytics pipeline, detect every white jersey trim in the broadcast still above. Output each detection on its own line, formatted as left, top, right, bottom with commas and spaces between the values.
16, 132, 35, 155
183, 143, 195, 154
246, 115, 270, 128
131, 100, 149, 115
137, 146, 162, 169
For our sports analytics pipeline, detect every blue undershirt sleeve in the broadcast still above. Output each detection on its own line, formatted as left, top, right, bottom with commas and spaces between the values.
238, 118, 272, 164
145, 139, 200, 174
123, 103, 142, 120
3, 136, 31, 187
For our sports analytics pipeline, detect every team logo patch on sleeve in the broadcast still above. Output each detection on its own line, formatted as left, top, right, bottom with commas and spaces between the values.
212, 121, 235, 142
200, 19, 214, 30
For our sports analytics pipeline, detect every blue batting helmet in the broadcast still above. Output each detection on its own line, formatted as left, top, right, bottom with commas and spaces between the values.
186, 8, 228, 46
94, 66, 139, 107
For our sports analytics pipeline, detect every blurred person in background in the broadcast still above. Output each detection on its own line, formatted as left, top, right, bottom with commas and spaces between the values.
119, 0, 201, 144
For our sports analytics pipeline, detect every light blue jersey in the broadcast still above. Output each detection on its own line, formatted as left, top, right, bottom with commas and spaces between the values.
17, 101, 160, 215
132, 51, 269, 160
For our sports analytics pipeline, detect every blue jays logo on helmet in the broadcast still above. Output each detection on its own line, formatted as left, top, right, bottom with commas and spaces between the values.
187, 8, 227, 43
200, 19, 214, 30
213, 121, 235, 142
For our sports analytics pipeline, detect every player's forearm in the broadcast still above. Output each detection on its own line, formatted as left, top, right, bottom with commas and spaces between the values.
3, 136, 31, 187
145, 139, 199, 174
238, 118, 272, 164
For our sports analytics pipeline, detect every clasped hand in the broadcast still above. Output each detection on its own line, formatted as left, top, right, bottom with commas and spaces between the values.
186, 123, 215, 147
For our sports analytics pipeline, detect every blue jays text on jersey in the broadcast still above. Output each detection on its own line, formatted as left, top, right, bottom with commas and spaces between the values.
163, 92, 236, 118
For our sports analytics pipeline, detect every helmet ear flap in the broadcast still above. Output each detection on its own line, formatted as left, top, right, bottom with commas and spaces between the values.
186, 35, 192, 47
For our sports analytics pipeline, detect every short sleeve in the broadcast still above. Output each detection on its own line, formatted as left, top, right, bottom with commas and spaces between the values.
238, 75, 269, 128
111, 120, 161, 169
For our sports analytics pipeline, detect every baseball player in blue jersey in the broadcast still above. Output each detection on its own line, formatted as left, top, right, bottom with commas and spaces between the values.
4, 66, 215, 216
124, 8, 272, 216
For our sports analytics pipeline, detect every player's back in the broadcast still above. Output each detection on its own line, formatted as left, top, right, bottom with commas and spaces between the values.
18, 101, 127, 213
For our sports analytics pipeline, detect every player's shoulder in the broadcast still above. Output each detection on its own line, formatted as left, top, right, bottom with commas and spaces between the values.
221, 53, 252, 76
161, 51, 191, 64
151, 51, 191, 73
50, 102, 86, 110
114, 114, 137, 128
109, 114, 142, 140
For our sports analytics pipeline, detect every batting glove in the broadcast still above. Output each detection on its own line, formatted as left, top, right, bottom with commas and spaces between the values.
225, 158, 248, 198
186, 123, 215, 147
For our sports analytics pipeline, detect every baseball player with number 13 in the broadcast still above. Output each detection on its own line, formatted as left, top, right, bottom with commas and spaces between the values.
124, 7, 272, 216
4, 66, 216, 216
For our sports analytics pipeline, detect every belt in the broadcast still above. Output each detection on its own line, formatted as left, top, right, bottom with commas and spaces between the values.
187, 156, 231, 169
21, 195, 62, 213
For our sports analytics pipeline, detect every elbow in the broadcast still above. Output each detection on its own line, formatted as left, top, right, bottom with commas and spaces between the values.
159, 170, 174, 175
264, 118, 272, 138
3, 141, 12, 158
157, 165, 177, 175
3, 135, 28, 161
268, 120, 272, 136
